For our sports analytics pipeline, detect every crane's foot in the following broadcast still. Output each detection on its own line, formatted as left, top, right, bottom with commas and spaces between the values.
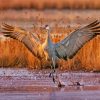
49, 71, 65, 87
55, 75, 65, 88
57, 81, 65, 88
49, 72, 56, 83
51, 74, 65, 87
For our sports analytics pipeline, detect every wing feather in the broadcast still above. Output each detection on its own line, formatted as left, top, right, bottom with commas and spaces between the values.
55, 20, 100, 60
1, 23, 44, 59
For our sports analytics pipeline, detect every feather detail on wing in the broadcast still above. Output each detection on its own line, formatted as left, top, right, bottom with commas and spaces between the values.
1, 23, 45, 59
55, 20, 100, 60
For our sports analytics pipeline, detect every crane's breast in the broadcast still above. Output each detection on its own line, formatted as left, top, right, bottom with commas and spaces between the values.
44, 46, 53, 60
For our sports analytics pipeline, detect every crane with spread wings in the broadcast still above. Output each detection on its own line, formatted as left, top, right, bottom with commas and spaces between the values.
1, 20, 100, 87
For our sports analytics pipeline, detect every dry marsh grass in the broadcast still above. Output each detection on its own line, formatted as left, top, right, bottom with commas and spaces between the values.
0, 39, 42, 69
0, 27, 100, 71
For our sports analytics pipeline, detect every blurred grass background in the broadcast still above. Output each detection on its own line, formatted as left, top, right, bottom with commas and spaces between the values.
0, 0, 100, 71
0, 0, 100, 9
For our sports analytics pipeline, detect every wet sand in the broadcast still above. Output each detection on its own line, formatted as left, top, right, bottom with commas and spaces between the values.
0, 68, 99, 100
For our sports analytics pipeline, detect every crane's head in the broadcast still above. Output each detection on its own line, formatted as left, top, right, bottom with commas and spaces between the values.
43, 25, 51, 36
44, 25, 50, 31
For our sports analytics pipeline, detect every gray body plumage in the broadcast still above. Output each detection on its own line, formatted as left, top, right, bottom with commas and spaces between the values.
43, 27, 57, 70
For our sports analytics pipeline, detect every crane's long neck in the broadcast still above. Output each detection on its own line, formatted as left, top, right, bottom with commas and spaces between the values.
46, 29, 52, 44
42, 29, 52, 50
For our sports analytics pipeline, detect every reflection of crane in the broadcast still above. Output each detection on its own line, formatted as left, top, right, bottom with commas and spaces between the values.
1, 20, 100, 87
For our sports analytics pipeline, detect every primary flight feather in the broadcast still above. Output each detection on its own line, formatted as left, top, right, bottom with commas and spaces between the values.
1, 23, 46, 60
55, 20, 100, 59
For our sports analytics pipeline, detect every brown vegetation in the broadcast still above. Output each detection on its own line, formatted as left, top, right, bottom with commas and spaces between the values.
0, 0, 100, 10
0, 10, 100, 71
0, 27, 100, 71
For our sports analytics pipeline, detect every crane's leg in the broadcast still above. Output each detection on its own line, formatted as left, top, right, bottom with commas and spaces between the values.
49, 57, 56, 81
49, 57, 65, 87
49, 57, 56, 83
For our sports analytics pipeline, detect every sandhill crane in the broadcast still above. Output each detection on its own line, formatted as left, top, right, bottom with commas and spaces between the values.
1, 20, 100, 87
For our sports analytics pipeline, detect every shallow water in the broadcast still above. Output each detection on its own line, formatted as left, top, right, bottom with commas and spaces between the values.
0, 68, 99, 100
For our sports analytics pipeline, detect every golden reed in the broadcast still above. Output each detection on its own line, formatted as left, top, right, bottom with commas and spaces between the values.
0, 27, 100, 71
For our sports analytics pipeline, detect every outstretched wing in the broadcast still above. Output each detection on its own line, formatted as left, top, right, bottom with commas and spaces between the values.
1, 23, 44, 59
55, 20, 100, 60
